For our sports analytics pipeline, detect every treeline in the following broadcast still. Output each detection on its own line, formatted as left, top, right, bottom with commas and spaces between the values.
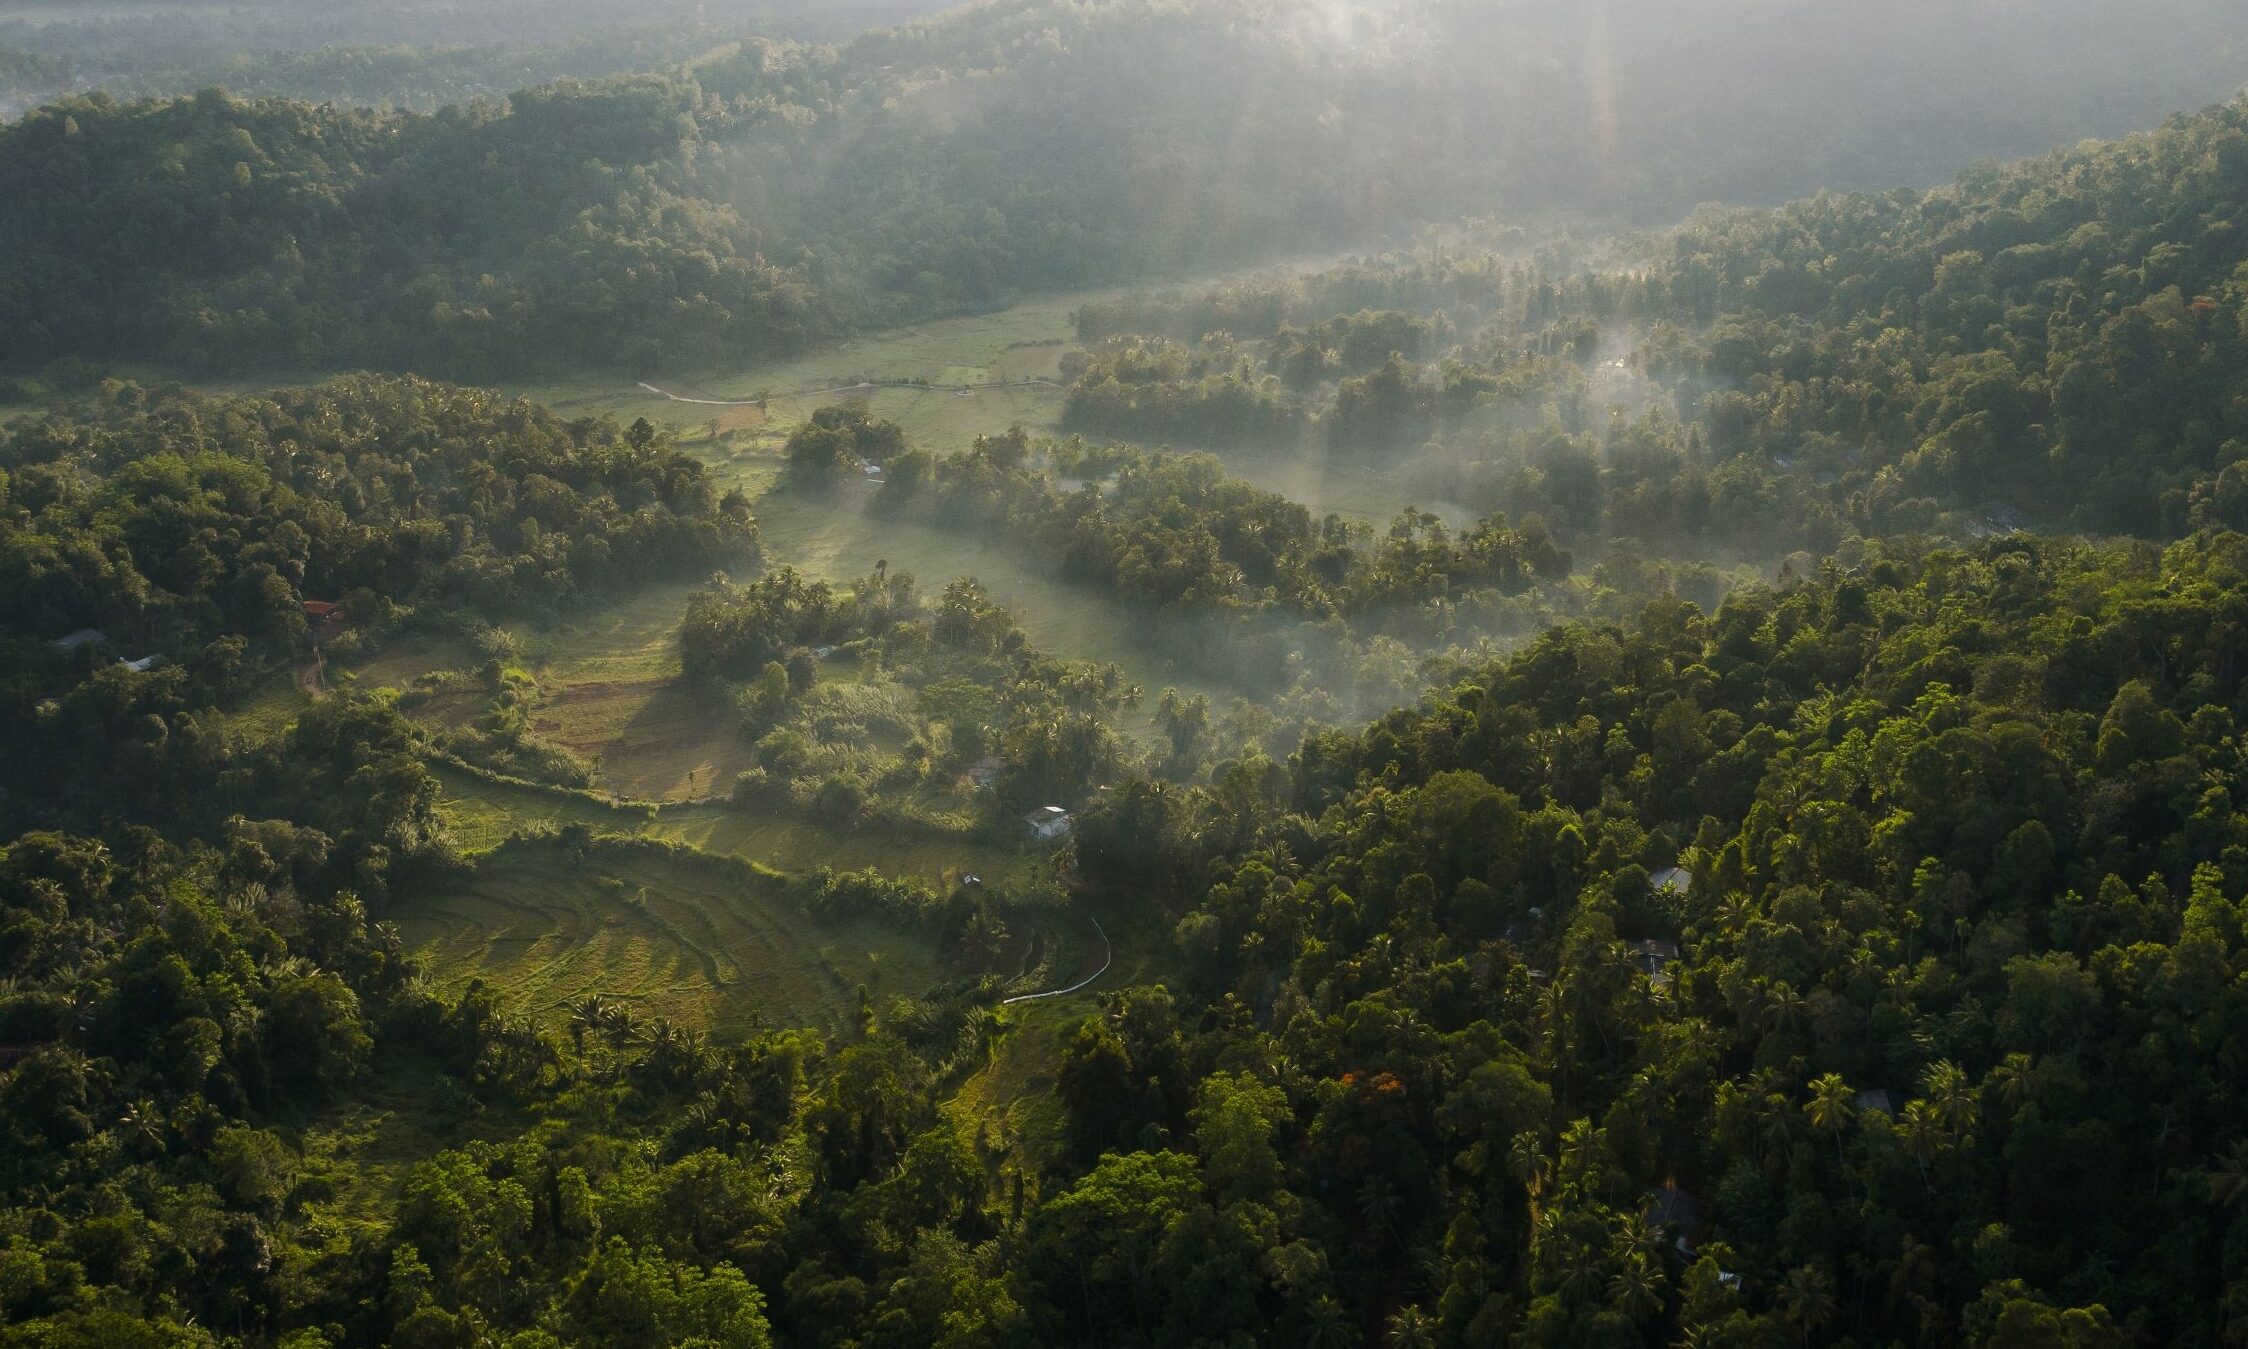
1027, 529, 2248, 1345
0, 0, 957, 116
0, 375, 757, 649
857, 420, 1575, 655
7, 0, 2247, 377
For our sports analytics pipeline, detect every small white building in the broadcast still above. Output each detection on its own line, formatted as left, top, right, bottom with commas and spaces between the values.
1024, 806, 1072, 842
53, 629, 108, 651
1651, 866, 1693, 897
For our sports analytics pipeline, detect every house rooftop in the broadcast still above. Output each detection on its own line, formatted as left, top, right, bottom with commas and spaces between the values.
54, 629, 107, 650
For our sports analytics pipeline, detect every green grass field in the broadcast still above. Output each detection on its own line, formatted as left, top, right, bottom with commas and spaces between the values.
496, 580, 775, 803
654, 800, 1027, 886
392, 843, 949, 1035
429, 759, 1029, 884
429, 761, 645, 852
510, 296, 1085, 456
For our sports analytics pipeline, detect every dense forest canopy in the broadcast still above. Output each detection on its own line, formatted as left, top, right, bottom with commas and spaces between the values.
3, 0, 2247, 378
0, 0, 957, 115
8, 4, 2248, 1347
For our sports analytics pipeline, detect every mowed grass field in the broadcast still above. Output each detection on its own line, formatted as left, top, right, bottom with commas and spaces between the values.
392, 843, 949, 1035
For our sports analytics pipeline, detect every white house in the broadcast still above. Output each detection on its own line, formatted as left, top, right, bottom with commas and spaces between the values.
1024, 806, 1072, 842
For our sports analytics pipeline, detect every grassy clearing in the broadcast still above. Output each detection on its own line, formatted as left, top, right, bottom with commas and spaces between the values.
510, 295, 1085, 453
651, 801, 1028, 886
430, 761, 644, 854
496, 580, 771, 802
429, 760, 1028, 885
290, 1061, 528, 1230
392, 843, 949, 1036
339, 632, 480, 691
225, 680, 311, 745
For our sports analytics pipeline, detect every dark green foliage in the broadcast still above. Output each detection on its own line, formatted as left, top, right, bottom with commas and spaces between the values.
0, 375, 758, 645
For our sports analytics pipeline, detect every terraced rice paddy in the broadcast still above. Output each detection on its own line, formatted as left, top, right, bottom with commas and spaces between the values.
429, 760, 1029, 885
392, 843, 948, 1035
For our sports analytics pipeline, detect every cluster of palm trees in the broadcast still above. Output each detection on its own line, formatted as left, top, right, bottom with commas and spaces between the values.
564, 993, 706, 1084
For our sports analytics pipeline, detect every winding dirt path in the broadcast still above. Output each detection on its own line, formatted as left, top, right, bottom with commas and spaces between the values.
1000, 916, 1110, 1006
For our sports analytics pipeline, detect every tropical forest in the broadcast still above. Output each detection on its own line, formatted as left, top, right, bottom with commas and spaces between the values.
5, 2, 2248, 1346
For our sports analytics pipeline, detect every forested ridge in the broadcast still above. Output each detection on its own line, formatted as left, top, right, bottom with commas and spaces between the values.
4, 0, 2246, 379
1056, 94, 2248, 548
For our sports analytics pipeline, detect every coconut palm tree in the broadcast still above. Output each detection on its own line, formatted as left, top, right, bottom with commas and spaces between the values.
1511, 1131, 1554, 1210
2206, 1139, 2248, 1208
566, 993, 611, 1056
1778, 1263, 1838, 1345
1804, 1072, 1856, 1165
1609, 1254, 1665, 1322
1301, 1296, 1354, 1349
1921, 1059, 1979, 1142
1386, 1306, 1437, 1349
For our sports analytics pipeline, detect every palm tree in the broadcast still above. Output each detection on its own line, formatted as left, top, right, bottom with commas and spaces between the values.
1899, 1098, 1945, 1184
2207, 1139, 2248, 1208
1559, 1118, 1605, 1190
1804, 1072, 1856, 1165
566, 994, 611, 1057
1550, 1234, 1603, 1306
1760, 981, 1806, 1035
1609, 1254, 1665, 1322
1984, 1051, 2034, 1112
1758, 1094, 1800, 1166
1777, 1263, 1838, 1346
1510, 1131, 1554, 1208
1921, 1059, 1980, 1142
600, 1002, 642, 1053
1609, 1213, 1664, 1265
1386, 1306, 1437, 1349
1301, 1296, 1354, 1349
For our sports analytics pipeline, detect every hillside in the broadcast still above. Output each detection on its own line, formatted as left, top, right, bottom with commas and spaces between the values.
3, 0, 2245, 379
10, 10, 2248, 1349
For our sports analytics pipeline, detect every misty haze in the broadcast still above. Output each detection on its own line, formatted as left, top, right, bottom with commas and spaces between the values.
2, 2, 2248, 1346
